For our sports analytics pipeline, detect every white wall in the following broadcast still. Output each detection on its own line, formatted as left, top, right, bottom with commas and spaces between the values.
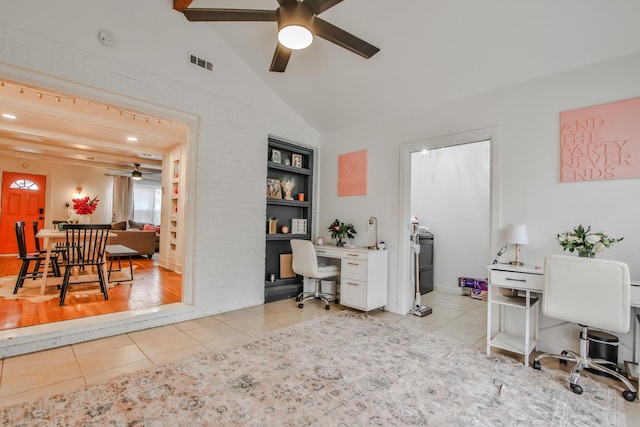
318, 52, 640, 318
0, 2, 318, 356
411, 141, 491, 291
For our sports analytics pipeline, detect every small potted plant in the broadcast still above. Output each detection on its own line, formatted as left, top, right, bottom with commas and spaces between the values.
328, 219, 357, 247
557, 224, 623, 257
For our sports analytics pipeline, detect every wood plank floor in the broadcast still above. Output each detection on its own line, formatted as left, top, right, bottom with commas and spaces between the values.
0, 255, 182, 331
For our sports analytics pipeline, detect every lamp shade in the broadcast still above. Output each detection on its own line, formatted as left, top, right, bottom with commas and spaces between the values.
507, 224, 528, 245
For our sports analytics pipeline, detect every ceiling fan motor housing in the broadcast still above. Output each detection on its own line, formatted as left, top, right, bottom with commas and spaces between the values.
277, 2, 315, 38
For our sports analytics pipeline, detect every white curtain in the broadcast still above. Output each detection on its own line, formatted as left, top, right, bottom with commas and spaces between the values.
132, 179, 162, 225
112, 176, 134, 223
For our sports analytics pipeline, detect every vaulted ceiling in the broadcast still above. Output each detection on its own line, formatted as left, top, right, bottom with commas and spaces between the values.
1, 0, 640, 172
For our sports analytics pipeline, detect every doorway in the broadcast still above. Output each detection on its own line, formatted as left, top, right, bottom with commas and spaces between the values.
398, 127, 502, 314
410, 141, 491, 294
0, 172, 47, 254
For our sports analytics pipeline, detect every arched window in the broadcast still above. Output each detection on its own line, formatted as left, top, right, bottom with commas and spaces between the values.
9, 179, 39, 190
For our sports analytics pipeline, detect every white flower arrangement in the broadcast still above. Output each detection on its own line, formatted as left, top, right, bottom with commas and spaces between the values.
557, 224, 623, 255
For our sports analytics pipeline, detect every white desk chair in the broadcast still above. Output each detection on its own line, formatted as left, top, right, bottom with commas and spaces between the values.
291, 239, 339, 310
533, 255, 636, 402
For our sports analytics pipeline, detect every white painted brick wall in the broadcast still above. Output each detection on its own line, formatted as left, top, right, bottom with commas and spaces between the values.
0, 26, 319, 329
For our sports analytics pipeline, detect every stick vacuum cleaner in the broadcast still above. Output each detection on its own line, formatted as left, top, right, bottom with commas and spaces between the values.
410, 229, 432, 317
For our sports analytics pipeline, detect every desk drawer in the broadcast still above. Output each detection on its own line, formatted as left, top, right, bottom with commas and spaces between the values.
490, 270, 543, 291
341, 279, 366, 309
342, 258, 367, 281
315, 247, 342, 258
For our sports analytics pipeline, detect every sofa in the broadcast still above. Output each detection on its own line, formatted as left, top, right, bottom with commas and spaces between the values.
107, 220, 160, 258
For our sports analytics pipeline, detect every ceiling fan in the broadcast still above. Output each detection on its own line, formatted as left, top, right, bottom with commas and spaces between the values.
173, 0, 380, 72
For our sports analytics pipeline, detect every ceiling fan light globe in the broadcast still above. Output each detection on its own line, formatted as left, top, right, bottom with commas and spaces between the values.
278, 25, 313, 50
132, 170, 142, 180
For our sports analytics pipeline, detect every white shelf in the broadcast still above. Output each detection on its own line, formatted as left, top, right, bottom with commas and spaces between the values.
491, 293, 538, 308
490, 332, 538, 356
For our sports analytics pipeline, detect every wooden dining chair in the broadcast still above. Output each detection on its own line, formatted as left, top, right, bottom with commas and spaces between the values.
13, 221, 61, 294
59, 223, 112, 306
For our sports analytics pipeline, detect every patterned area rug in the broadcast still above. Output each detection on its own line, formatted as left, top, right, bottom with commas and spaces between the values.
0, 311, 626, 425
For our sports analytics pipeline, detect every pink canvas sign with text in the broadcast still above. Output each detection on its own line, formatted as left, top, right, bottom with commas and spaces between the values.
560, 97, 640, 182
338, 150, 367, 196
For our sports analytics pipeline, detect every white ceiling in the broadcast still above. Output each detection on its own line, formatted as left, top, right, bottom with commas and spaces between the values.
188, 0, 640, 133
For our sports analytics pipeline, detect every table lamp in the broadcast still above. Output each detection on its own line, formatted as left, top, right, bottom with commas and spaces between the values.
507, 224, 528, 266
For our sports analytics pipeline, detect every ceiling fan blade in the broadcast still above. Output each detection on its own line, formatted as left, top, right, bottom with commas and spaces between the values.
276, 0, 299, 5
303, 0, 344, 15
313, 18, 380, 59
181, 9, 277, 22
270, 44, 293, 72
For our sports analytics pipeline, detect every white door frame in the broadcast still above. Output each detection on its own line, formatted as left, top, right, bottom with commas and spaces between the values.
397, 127, 502, 314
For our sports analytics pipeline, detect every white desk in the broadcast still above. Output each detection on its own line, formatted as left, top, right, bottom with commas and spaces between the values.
487, 264, 640, 366
486, 264, 544, 366
315, 245, 388, 313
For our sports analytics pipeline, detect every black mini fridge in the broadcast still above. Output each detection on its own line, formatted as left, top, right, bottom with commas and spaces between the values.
418, 232, 434, 294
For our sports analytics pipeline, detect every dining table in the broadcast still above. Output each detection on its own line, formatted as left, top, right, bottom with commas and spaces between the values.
35, 228, 116, 295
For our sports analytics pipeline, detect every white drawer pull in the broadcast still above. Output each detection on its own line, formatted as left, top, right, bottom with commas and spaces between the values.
506, 277, 526, 282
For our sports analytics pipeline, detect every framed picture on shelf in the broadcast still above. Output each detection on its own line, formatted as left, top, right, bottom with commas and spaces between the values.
292, 153, 302, 168
271, 149, 282, 164
266, 178, 282, 199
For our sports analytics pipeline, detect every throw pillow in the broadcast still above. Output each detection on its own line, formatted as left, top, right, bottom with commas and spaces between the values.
129, 220, 146, 230
143, 224, 161, 234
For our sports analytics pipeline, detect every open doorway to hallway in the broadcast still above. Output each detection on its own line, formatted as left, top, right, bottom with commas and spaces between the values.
410, 140, 491, 293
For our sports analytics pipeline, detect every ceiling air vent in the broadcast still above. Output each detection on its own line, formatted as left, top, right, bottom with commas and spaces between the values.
189, 52, 213, 71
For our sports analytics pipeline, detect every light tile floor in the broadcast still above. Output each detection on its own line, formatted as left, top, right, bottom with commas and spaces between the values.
1, 289, 638, 422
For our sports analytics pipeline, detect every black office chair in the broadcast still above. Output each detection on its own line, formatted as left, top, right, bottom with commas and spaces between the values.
13, 221, 61, 294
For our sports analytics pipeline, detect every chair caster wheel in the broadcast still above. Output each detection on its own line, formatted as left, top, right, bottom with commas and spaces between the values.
623, 390, 636, 402
295, 296, 301, 302
570, 383, 583, 395
533, 360, 541, 370
559, 360, 568, 365
298, 303, 304, 309
325, 305, 330, 310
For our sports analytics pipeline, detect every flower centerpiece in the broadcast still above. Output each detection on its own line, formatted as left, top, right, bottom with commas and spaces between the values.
328, 218, 357, 247
557, 224, 623, 257
70, 196, 99, 223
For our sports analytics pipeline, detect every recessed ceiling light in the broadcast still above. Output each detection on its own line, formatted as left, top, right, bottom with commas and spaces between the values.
2, 113, 17, 120
127, 136, 138, 142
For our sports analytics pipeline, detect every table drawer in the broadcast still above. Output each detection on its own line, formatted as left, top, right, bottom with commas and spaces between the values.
315, 247, 343, 258
340, 279, 366, 309
342, 258, 367, 281
490, 270, 543, 291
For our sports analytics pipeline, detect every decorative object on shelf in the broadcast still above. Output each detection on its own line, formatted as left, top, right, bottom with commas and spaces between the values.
280, 176, 296, 200
285, 157, 291, 166
291, 219, 307, 234
281, 225, 289, 234
271, 149, 281, 164
266, 178, 282, 199
557, 224, 623, 258
328, 218, 357, 247
507, 224, 528, 266
297, 193, 304, 201
267, 216, 277, 234
292, 153, 302, 168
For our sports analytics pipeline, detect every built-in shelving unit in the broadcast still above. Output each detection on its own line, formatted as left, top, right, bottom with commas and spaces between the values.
167, 155, 181, 272
265, 137, 314, 302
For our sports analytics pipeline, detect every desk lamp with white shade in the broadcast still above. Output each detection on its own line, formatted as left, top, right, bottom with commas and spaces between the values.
507, 224, 528, 266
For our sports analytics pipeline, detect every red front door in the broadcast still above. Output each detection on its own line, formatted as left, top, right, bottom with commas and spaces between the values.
0, 172, 47, 254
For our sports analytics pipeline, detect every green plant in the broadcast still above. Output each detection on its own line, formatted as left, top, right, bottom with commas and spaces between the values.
328, 219, 357, 245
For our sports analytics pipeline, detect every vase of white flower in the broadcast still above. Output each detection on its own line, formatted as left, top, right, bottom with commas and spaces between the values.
557, 225, 623, 258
